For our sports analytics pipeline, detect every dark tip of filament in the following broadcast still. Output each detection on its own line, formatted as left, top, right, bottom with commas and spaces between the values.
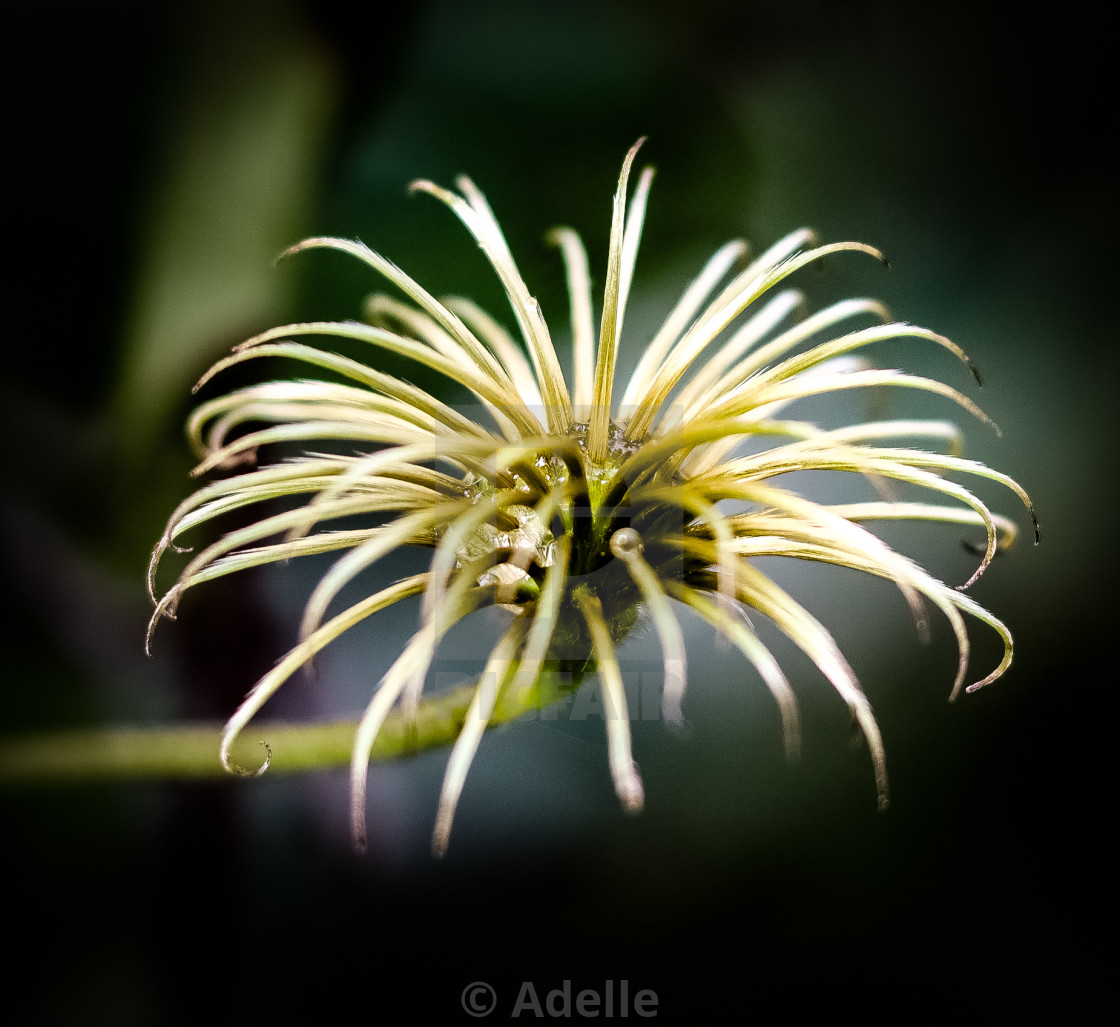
961, 538, 994, 557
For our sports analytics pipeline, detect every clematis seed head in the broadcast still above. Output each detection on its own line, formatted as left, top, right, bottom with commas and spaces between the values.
150, 139, 1036, 855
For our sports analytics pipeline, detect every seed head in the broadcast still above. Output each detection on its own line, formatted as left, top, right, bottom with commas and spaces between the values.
150, 139, 1037, 855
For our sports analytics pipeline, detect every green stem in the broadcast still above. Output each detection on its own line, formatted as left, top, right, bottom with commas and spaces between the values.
0, 668, 575, 786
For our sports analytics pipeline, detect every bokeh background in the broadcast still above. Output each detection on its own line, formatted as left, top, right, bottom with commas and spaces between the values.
4, 0, 1111, 1020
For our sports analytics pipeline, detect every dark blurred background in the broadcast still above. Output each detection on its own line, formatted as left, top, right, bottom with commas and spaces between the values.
2, 0, 1111, 1020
